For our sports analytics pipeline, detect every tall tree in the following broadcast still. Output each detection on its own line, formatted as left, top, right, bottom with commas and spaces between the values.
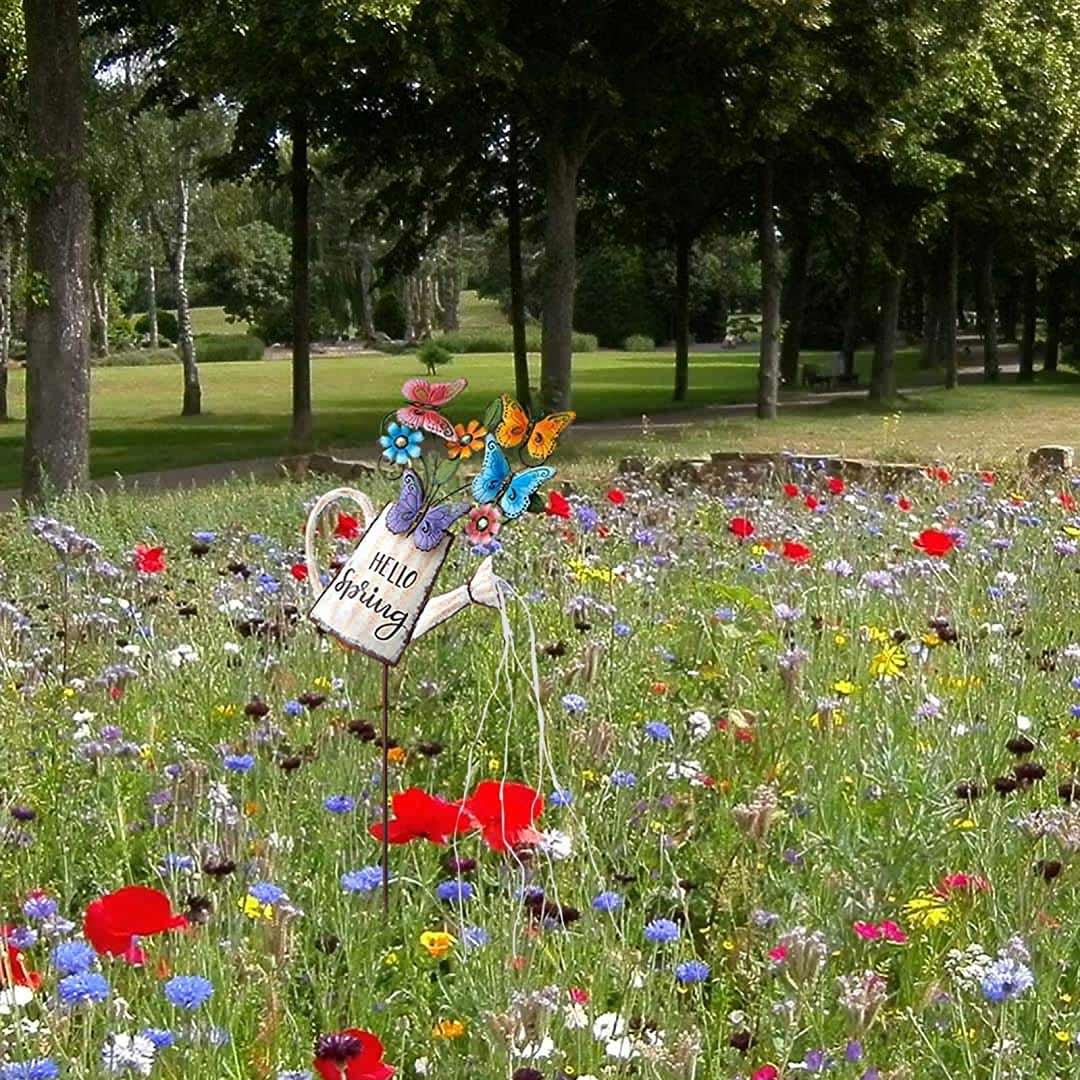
21, 0, 91, 499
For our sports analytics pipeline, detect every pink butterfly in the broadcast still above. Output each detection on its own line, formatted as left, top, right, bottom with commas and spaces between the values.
396, 377, 468, 441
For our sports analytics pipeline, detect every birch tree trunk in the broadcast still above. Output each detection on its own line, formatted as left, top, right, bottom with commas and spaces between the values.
174, 175, 201, 416
358, 237, 376, 342
289, 107, 312, 443
22, 0, 91, 500
403, 276, 416, 342
0, 216, 11, 421
146, 234, 159, 348
756, 158, 781, 420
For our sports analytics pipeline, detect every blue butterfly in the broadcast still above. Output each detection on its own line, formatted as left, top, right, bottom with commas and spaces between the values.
386, 470, 468, 551
471, 435, 555, 520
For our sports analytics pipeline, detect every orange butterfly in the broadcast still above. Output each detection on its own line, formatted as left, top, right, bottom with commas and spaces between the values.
493, 394, 575, 462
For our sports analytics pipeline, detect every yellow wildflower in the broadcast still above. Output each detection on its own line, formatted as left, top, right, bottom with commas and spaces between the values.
902, 895, 950, 929
832, 679, 856, 696
420, 930, 456, 958
239, 895, 274, 921
869, 645, 907, 679
433, 1019, 465, 1039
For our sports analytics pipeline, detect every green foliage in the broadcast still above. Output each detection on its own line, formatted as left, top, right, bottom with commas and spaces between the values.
107, 312, 140, 351
200, 222, 291, 342
575, 246, 666, 348
195, 333, 265, 363
373, 290, 406, 339
436, 329, 598, 354
622, 334, 655, 352
418, 339, 453, 376
134, 310, 179, 343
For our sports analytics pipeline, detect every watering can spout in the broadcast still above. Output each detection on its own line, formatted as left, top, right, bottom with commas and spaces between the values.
411, 555, 502, 642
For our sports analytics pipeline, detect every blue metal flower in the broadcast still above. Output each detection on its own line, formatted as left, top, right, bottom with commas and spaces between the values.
379, 422, 424, 466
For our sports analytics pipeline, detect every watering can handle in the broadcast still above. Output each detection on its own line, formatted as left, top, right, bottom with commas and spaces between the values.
303, 486, 377, 602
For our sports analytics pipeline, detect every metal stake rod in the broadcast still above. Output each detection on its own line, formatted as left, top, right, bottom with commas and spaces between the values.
380, 661, 390, 916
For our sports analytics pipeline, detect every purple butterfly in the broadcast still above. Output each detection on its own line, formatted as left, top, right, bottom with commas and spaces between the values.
414, 502, 469, 551
386, 470, 424, 534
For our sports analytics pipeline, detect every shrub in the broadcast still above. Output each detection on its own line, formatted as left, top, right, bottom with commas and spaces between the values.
194, 334, 265, 363
134, 310, 180, 343
623, 334, 655, 352
418, 339, 453, 376
373, 291, 406, 340
107, 314, 140, 351
92, 348, 179, 368
435, 329, 598, 353
575, 245, 666, 347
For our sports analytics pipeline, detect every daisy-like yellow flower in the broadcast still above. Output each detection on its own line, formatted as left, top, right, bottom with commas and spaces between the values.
832, 679, 856, 696
951, 817, 977, 830
420, 930, 456, 958
902, 895, 950, 929
863, 625, 893, 645
433, 1019, 466, 1039
239, 895, 274, 921
387, 746, 407, 765
567, 558, 614, 585
869, 644, 907, 679
921, 631, 942, 648
834, 632, 848, 646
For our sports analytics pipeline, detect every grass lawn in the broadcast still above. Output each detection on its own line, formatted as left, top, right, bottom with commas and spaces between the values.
1, 347, 1073, 489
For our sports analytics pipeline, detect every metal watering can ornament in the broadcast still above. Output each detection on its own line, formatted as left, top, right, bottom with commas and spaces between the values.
303, 377, 575, 913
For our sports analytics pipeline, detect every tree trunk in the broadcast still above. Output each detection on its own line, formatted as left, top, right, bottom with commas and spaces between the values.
999, 277, 1019, 343
540, 142, 580, 412
358, 237, 376, 342
403, 276, 416, 342
21, 0, 91, 500
673, 227, 691, 401
1018, 262, 1037, 383
1044, 265, 1064, 373
146, 252, 159, 349
0, 217, 11, 421
289, 107, 312, 444
419, 271, 435, 338
757, 158, 781, 420
941, 218, 959, 389
91, 281, 108, 357
976, 237, 999, 381
841, 239, 866, 380
507, 118, 531, 410
920, 249, 942, 369
173, 176, 200, 416
779, 215, 811, 386
869, 262, 902, 403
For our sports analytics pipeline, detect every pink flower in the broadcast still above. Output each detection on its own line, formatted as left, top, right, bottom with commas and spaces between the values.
768, 944, 787, 964
853, 919, 907, 944
465, 504, 502, 546
853, 921, 880, 941
752, 1067, 779, 1080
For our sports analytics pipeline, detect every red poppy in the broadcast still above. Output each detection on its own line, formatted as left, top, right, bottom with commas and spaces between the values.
290, 563, 309, 581
133, 544, 165, 574
804, 494, 819, 510
782, 483, 799, 498
980, 470, 995, 486
369, 788, 473, 846
0, 926, 41, 990
913, 529, 955, 557
461, 780, 543, 852
934, 467, 952, 484
606, 488, 626, 506
545, 491, 571, 519
827, 476, 845, 495
781, 541, 812, 563
335, 512, 361, 540
84, 886, 188, 963
935, 872, 990, 897
1059, 492, 1077, 511
314, 1029, 395, 1080
728, 516, 755, 539
897, 496, 913, 512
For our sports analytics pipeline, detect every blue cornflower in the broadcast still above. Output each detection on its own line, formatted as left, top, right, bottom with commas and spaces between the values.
6, 926, 36, 949
58, 970, 110, 1005
283, 699, 304, 717
845, 1041, 863, 1063
22, 894, 57, 920
549, 788, 574, 807
248, 882, 286, 905
1070, 703, 1080, 718
714, 607, 735, 623
277, 1072, 313, 1080
164, 974, 214, 1010
206, 1027, 231, 1046
575, 505, 599, 532
644, 721, 673, 742
323, 794, 356, 815
341, 866, 387, 894
462, 926, 489, 950
51, 940, 96, 975
141, 1028, 176, 1049
644, 918, 680, 944
191, 530, 217, 545
614, 622, 633, 638
435, 880, 474, 903
981, 956, 1034, 1003
0, 1060, 60, 1080
255, 572, 280, 595
561, 692, 587, 715
610, 770, 637, 789
592, 891, 624, 913
379, 422, 423, 466
674, 959, 710, 984
158, 853, 196, 874
223, 753, 255, 773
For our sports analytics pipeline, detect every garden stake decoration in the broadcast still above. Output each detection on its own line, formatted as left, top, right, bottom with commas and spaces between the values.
303, 378, 575, 914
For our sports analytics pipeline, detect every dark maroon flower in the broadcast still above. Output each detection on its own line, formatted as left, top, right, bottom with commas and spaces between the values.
315, 1032, 363, 1065
1006, 736, 1035, 756
244, 699, 271, 718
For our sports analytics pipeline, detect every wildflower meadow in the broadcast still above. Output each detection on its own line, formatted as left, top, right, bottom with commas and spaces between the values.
2, 462, 1080, 1079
